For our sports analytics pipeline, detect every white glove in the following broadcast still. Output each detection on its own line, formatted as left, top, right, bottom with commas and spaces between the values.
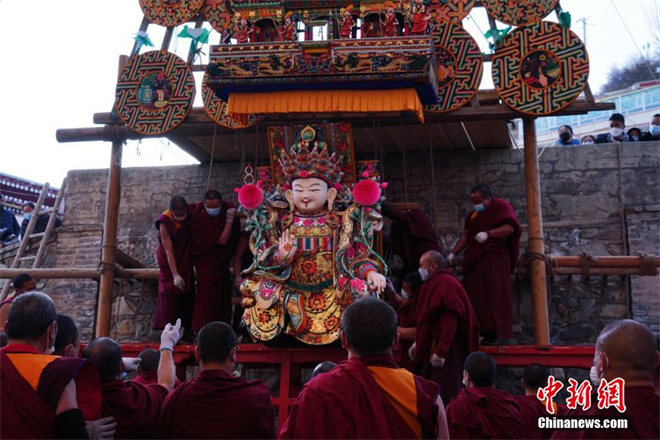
408, 343, 417, 362
447, 253, 455, 265
160, 318, 182, 351
121, 357, 141, 371
430, 354, 446, 369
475, 231, 489, 243
86, 416, 118, 439
226, 208, 237, 223
173, 274, 185, 290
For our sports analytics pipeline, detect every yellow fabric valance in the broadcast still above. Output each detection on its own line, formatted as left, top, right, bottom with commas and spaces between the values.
226, 89, 424, 122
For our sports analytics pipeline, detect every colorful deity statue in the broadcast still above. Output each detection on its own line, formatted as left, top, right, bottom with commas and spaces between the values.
409, 0, 430, 35
340, 5, 356, 39
238, 125, 387, 345
381, 2, 400, 37
236, 16, 253, 43
280, 12, 297, 41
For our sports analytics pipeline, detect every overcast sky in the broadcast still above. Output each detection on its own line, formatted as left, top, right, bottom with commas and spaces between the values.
0, 0, 657, 187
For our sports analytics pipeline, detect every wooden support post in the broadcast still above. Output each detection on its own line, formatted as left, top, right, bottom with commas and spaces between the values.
523, 118, 550, 345
96, 139, 123, 337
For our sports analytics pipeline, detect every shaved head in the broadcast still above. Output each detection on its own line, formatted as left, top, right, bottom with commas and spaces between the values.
597, 320, 658, 372
311, 361, 337, 379
139, 348, 160, 373
83, 337, 123, 383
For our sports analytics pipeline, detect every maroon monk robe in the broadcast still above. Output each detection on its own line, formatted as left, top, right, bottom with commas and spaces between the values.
190, 200, 239, 330
100, 379, 168, 439
396, 294, 418, 372
550, 386, 659, 439
130, 370, 181, 388
515, 394, 569, 439
153, 209, 194, 330
281, 354, 440, 439
414, 269, 479, 404
446, 386, 523, 439
1, 345, 102, 438
156, 369, 275, 439
462, 197, 521, 339
384, 208, 443, 277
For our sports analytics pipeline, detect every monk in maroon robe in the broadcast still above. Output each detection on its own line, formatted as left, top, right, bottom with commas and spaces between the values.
446, 351, 523, 439
384, 207, 443, 278
408, 251, 479, 404
1, 291, 101, 439
281, 297, 449, 439
153, 196, 194, 331
449, 184, 521, 342
156, 321, 275, 439
386, 272, 423, 371
551, 320, 660, 439
130, 348, 181, 387
190, 190, 238, 331
83, 322, 179, 439
516, 363, 569, 439
0, 272, 35, 329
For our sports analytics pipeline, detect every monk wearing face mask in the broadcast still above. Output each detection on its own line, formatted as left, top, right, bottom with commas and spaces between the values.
189, 190, 238, 331
153, 196, 194, 333
447, 184, 521, 345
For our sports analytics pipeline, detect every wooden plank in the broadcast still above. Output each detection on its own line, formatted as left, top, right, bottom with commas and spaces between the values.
33, 178, 66, 268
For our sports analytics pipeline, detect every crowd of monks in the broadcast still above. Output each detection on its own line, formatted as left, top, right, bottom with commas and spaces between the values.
1, 183, 659, 438
2, 290, 659, 439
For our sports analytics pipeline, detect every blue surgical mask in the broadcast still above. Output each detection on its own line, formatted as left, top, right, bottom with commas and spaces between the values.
24, 212, 32, 220
205, 206, 221, 217
473, 204, 485, 213
650, 125, 660, 136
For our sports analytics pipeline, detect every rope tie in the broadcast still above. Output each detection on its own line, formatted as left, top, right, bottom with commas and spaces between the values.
639, 252, 658, 276
579, 251, 594, 277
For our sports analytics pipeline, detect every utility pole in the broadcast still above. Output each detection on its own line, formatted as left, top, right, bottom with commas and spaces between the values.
576, 17, 588, 45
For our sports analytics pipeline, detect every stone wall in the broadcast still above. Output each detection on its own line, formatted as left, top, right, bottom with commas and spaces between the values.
32, 141, 659, 344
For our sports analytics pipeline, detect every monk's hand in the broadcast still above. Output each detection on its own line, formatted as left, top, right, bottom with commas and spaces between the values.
122, 357, 141, 372
86, 416, 118, 440
278, 229, 298, 263
173, 274, 185, 291
366, 271, 386, 294
161, 318, 182, 351
408, 343, 417, 361
430, 354, 445, 369
475, 231, 489, 243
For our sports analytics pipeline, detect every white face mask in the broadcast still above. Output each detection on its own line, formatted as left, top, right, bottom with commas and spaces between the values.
400, 289, 409, 299
650, 125, 660, 136
418, 268, 429, 281
582, 141, 595, 145
205, 206, 221, 217
610, 127, 624, 138
173, 213, 187, 221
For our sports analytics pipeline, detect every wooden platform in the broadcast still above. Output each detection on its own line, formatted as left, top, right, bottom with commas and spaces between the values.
118, 343, 595, 428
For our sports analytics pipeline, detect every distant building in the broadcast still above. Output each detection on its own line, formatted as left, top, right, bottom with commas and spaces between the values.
0, 172, 60, 219
535, 81, 660, 145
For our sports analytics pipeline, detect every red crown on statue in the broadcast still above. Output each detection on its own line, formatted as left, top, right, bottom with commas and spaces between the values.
278, 126, 344, 185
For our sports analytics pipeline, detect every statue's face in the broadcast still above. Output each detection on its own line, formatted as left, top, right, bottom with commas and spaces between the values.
291, 178, 330, 214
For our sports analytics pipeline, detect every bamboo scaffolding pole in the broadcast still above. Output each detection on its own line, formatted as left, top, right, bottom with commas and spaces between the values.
523, 118, 550, 345
0, 268, 159, 280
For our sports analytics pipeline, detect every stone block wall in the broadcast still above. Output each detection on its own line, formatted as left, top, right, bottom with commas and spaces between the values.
33, 142, 658, 345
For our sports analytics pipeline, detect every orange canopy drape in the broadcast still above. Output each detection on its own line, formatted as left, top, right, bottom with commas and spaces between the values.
226, 89, 425, 122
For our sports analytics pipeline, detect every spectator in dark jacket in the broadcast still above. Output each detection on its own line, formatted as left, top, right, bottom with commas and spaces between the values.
596, 113, 629, 143
641, 114, 660, 142
553, 125, 580, 146
20, 202, 62, 240
0, 192, 20, 247
627, 127, 642, 142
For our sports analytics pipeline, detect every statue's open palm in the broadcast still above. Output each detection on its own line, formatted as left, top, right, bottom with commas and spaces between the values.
278, 229, 298, 263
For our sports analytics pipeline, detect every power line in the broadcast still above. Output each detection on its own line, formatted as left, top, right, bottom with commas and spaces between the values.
610, 0, 657, 79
